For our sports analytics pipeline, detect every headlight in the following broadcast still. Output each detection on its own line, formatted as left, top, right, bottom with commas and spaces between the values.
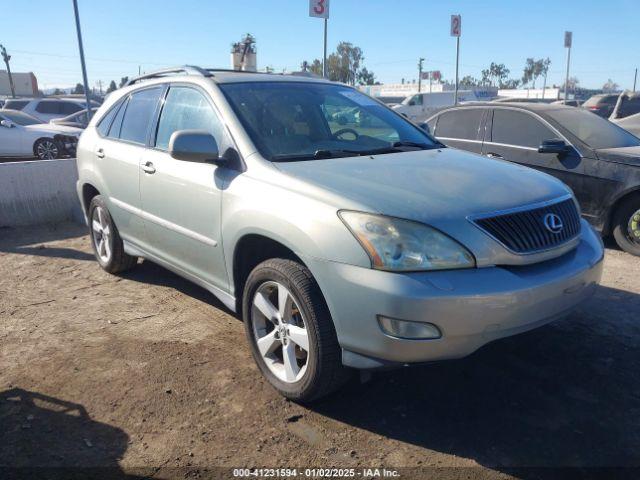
339, 211, 475, 271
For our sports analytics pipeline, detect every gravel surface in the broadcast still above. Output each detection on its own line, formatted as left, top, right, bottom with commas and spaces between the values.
1, 223, 639, 479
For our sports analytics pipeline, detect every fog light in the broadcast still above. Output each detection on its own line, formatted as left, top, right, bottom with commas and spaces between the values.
377, 316, 441, 339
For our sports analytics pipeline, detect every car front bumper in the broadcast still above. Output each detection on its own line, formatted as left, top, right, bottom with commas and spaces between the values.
305, 220, 604, 369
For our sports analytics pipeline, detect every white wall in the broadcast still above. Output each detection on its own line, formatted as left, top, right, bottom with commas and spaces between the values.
0, 159, 83, 227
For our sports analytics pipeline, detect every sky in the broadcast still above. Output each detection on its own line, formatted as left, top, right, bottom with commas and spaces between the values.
2, 0, 638, 92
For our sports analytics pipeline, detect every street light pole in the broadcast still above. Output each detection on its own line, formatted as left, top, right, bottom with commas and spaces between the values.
634, 68, 638, 93
72, 0, 92, 117
0, 44, 16, 98
418, 58, 424, 93
454, 36, 460, 105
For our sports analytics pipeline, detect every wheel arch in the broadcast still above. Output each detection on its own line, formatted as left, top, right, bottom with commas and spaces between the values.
604, 187, 640, 235
231, 233, 311, 314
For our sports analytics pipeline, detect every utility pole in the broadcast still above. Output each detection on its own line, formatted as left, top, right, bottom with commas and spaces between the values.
72, 0, 92, 117
323, 17, 328, 78
563, 31, 572, 105
418, 58, 424, 93
634, 68, 638, 92
0, 44, 16, 98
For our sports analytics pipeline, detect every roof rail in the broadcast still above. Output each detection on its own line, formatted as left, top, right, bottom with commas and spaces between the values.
126, 65, 212, 86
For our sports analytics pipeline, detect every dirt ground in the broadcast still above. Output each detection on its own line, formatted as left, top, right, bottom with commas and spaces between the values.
1, 223, 639, 479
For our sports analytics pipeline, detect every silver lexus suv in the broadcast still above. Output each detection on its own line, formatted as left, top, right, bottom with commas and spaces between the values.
76, 66, 604, 401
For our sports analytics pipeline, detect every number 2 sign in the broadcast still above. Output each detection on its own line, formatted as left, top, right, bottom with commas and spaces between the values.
309, 0, 330, 19
450, 15, 461, 37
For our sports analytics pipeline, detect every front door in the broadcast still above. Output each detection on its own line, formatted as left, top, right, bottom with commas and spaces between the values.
139, 85, 230, 291
483, 108, 587, 205
0, 120, 23, 155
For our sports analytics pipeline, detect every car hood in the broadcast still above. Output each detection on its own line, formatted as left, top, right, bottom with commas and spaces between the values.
275, 148, 570, 223
595, 146, 640, 166
24, 123, 83, 135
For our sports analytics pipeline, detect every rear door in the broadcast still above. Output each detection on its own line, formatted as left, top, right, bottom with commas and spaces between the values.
484, 107, 585, 201
432, 108, 486, 154
95, 86, 164, 244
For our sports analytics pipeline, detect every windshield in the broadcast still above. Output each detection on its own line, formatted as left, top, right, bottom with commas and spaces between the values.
219, 82, 439, 161
0, 110, 42, 126
547, 108, 640, 149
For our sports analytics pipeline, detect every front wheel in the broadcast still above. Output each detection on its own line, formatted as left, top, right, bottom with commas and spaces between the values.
242, 259, 350, 402
33, 138, 61, 160
612, 195, 640, 256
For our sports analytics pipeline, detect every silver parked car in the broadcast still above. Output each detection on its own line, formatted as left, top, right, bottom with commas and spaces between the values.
76, 66, 604, 401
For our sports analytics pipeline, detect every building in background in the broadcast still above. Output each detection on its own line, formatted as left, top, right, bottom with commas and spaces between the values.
0, 70, 38, 97
496, 87, 570, 100
231, 34, 257, 72
359, 82, 497, 102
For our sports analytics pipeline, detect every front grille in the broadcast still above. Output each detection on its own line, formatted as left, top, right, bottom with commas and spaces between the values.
473, 198, 581, 254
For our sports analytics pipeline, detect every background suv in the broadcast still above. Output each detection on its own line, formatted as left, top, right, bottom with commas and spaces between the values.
3, 97, 99, 122
76, 66, 603, 401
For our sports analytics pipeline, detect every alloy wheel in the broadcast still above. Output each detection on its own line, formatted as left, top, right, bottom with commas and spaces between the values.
628, 208, 640, 244
251, 281, 310, 383
36, 140, 59, 160
91, 206, 112, 263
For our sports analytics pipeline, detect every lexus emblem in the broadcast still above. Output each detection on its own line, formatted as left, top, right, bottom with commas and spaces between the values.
543, 213, 564, 234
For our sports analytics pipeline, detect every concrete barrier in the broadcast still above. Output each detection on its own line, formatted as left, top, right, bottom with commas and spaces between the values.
0, 159, 84, 227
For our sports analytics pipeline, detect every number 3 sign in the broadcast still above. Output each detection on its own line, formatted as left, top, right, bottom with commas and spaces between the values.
309, 0, 330, 19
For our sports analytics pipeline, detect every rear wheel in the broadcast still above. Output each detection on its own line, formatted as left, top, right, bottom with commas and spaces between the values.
242, 259, 350, 402
612, 195, 640, 256
88, 196, 138, 273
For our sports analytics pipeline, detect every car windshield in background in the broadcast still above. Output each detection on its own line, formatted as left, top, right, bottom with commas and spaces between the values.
219, 82, 438, 161
3, 100, 29, 111
1, 110, 43, 126
547, 108, 640, 149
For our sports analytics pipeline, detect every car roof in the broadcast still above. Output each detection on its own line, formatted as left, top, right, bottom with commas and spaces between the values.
209, 70, 332, 85
435, 101, 576, 112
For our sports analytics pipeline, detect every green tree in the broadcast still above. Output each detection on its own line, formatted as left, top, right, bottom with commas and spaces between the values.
52, 88, 64, 95
118, 77, 129, 88
73, 83, 84, 94
602, 79, 619, 92
106, 80, 117, 93
460, 75, 480, 87
303, 42, 373, 85
481, 62, 510, 87
357, 67, 376, 85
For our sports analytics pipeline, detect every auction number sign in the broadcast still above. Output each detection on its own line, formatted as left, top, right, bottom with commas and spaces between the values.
450, 14, 461, 37
309, 0, 330, 19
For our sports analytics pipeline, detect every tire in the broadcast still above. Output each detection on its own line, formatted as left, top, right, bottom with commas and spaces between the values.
33, 138, 61, 160
242, 259, 351, 402
88, 195, 138, 273
612, 194, 640, 256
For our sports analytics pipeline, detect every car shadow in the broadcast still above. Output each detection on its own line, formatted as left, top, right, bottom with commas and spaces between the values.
0, 388, 149, 478
310, 284, 640, 474
0, 223, 94, 261
120, 259, 236, 317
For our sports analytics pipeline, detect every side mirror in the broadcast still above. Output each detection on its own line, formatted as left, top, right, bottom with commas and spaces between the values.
0, 119, 15, 128
418, 122, 430, 134
538, 139, 569, 155
169, 130, 220, 163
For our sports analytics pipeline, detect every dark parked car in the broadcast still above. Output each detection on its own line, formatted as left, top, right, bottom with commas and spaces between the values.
582, 93, 620, 118
425, 103, 640, 255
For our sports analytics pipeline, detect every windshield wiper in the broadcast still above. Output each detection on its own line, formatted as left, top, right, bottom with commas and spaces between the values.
392, 141, 439, 150
271, 149, 362, 162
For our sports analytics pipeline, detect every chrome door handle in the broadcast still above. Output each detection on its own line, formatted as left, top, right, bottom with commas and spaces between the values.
141, 161, 156, 174
486, 152, 504, 159
95, 148, 105, 158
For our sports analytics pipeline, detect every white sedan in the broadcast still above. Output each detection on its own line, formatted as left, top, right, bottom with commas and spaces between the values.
0, 109, 83, 160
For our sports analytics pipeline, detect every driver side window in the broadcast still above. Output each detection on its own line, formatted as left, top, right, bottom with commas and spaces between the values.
323, 94, 399, 143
